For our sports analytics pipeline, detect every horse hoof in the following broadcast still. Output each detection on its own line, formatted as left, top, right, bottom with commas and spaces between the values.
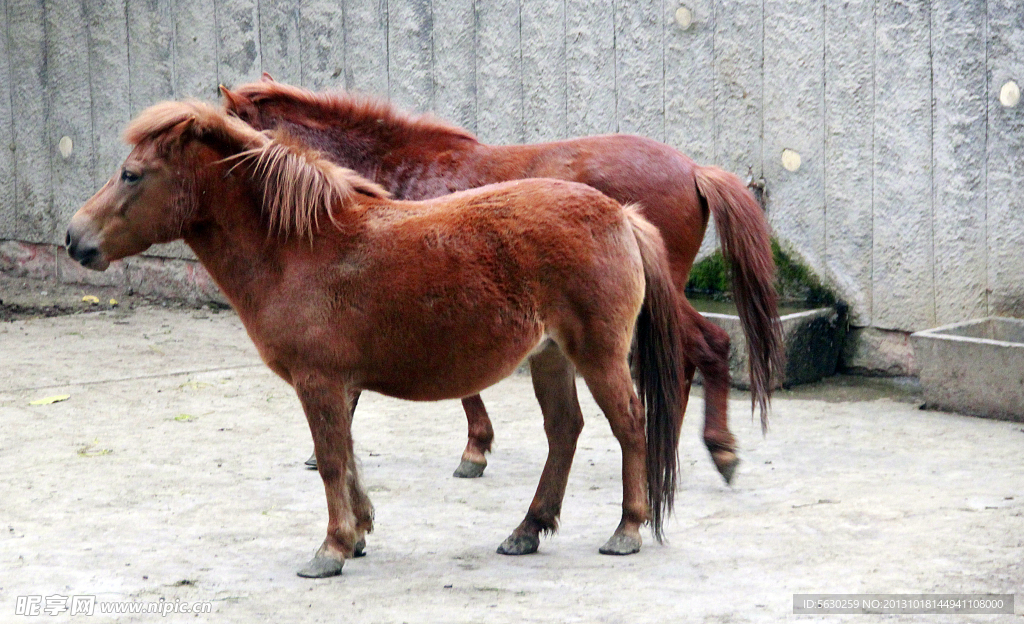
599, 532, 641, 556
353, 538, 366, 558
304, 453, 317, 470
453, 459, 486, 479
496, 533, 539, 555
296, 554, 344, 578
711, 450, 739, 485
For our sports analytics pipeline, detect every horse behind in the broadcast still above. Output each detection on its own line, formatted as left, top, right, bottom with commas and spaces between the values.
223, 77, 783, 483
65, 101, 686, 578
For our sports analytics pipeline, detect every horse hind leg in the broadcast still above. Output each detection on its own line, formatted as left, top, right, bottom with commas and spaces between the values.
576, 358, 649, 555
497, 341, 584, 555
453, 395, 494, 478
680, 298, 739, 483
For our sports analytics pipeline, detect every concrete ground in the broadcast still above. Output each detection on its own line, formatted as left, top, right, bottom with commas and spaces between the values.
1, 304, 1022, 623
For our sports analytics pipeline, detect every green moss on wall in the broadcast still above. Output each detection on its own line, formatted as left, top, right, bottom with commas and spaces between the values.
686, 239, 837, 306
685, 251, 731, 298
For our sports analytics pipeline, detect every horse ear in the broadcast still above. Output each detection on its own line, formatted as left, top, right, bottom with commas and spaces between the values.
159, 117, 197, 148
221, 85, 258, 121
124, 103, 198, 149
261, 72, 275, 83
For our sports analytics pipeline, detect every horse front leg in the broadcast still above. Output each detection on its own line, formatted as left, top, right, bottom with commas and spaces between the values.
304, 391, 361, 470
294, 378, 370, 578
453, 394, 494, 478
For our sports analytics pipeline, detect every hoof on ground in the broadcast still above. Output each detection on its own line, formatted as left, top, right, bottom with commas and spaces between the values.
496, 533, 539, 555
353, 538, 366, 558
296, 554, 344, 578
599, 532, 641, 556
453, 459, 486, 479
711, 450, 739, 485
304, 453, 318, 470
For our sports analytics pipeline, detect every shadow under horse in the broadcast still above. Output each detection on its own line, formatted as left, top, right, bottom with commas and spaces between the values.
67, 100, 688, 577
222, 77, 783, 483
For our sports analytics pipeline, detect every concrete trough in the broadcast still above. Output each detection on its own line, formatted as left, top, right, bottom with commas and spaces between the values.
911, 317, 1024, 422
700, 306, 847, 389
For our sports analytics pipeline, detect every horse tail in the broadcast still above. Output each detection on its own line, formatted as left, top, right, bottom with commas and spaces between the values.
693, 165, 784, 431
626, 208, 684, 542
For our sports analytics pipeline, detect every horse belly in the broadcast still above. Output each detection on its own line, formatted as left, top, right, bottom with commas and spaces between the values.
358, 315, 546, 402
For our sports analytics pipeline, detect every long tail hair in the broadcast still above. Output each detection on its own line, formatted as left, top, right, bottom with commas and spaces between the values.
626, 208, 684, 542
694, 166, 784, 431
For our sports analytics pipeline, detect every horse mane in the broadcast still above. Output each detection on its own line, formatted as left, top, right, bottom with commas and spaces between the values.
123, 100, 389, 241
224, 78, 478, 144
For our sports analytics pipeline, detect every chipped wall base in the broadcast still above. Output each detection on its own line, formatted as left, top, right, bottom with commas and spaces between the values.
840, 326, 918, 377
1, 240, 228, 307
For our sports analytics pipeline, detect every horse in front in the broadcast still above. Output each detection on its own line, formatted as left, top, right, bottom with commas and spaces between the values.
66, 101, 686, 577
222, 77, 784, 483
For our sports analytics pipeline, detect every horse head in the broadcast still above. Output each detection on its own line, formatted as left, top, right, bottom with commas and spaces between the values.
66, 100, 387, 270
65, 101, 266, 270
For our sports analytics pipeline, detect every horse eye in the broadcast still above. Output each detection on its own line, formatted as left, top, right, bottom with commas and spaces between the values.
121, 169, 141, 183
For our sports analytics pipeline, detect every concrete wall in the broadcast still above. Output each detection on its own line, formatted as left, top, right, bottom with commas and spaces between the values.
1, 0, 1022, 334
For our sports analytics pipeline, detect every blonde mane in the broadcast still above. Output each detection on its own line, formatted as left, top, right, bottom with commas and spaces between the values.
225, 78, 479, 143
124, 100, 389, 240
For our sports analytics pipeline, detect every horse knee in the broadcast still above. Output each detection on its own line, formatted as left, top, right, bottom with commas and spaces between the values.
687, 321, 730, 380
702, 322, 730, 358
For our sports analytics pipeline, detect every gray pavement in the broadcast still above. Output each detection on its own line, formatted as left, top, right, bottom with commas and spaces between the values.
1, 306, 1021, 623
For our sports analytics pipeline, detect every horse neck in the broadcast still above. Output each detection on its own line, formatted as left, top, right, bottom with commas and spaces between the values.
376, 138, 490, 198
272, 119, 385, 181
376, 141, 548, 200
179, 167, 298, 316
264, 108, 485, 198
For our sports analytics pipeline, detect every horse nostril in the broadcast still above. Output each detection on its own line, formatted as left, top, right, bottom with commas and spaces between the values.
78, 247, 98, 265
68, 243, 99, 268
64, 222, 108, 270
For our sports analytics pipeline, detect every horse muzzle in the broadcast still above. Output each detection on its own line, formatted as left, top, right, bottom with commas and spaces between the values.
65, 220, 110, 271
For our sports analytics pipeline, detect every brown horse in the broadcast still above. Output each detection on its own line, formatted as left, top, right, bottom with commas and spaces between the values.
66, 100, 686, 577
222, 77, 782, 483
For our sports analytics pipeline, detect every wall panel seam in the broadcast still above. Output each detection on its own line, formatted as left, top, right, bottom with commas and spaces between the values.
928, 0, 936, 325
41, 0, 55, 239
4, 0, 18, 227
983, 0, 990, 315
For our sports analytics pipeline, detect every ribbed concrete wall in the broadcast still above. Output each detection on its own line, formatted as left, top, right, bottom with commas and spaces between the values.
1, 0, 1022, 334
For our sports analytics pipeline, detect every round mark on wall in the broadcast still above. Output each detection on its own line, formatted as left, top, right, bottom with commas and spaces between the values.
58, 136, 73, 159
781, 148, 801, 172
675, 7, 693, 30
999, 81, 1020, 108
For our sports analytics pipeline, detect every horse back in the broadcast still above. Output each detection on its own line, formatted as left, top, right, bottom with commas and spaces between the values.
466, 135, 709, 281
370, 178, 638, 280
